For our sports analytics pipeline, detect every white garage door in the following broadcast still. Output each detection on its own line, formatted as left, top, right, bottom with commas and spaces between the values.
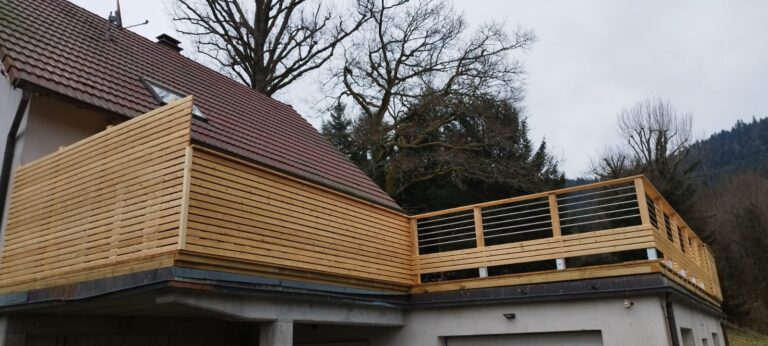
447, 331, 603, 346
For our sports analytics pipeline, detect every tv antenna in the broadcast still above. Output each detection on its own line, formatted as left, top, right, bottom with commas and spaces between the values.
105, 0, 149, 40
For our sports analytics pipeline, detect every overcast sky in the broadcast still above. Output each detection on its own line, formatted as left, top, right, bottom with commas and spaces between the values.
72, 0, 768, 177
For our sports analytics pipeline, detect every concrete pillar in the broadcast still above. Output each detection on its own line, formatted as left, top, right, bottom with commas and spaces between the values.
0, 317, 24, 346
260, 320, 293, 346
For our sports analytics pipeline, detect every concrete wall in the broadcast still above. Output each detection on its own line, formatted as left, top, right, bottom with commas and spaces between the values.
290, 296, 674, 346
672, 300, 725, 346
0, 295, 725, 346
369, 296, 672, 346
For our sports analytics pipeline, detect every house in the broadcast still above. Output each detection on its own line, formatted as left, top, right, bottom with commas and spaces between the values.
0, 0, 724, 345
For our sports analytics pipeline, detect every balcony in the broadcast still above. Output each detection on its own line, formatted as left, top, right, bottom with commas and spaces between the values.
0, 97, 721, 306
411, 177, 722, 303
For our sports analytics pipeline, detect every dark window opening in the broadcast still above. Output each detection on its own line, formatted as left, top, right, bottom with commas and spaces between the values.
488, 260, 557, 277
565, 249, 648, 268
142, 78, 206, 119
421, 268, 479, 283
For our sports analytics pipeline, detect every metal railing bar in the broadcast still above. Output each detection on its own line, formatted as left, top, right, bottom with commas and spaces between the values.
418, 224, 476, 238
482, 212, 551, 226
417, 217, 475, 231
557, 192, 637, 208
416, 212, 474, 225
483, 226, 552, 239
483, 219, 552, 232
481, 206, 551, 220
418, 237, 476, 248
482, 199, 549, 214
558, 206, 639, 222
557, 199, 637, 215
419, 230, 477, 243
556, 185, 635, 202
560, 213, 640, 228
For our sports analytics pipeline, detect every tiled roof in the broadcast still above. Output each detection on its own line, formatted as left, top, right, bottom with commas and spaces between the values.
0, 0, 401, 211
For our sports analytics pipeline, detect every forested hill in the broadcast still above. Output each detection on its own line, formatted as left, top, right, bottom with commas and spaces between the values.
691, 116, 768, 184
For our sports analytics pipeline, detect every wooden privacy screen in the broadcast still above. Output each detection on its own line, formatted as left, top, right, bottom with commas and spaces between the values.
183, 148, 414, 286
0, 97, 415, 293
0, 97, 721, 304
0, 98, 195, 291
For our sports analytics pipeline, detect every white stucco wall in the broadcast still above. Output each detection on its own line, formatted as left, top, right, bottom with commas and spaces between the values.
0, 86, 114, 250
19, 94, 112, 164
0, 76, 27, 250
369, 295, 673, 346
0, 76, 23, 164
672, 299, 724, 346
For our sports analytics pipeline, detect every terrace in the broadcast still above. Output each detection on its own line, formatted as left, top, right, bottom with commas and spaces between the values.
0, 98, 721, 306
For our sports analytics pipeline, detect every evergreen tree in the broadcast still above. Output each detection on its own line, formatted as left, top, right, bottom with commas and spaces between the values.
368, 93, 565, 212
321, 102, 354, 156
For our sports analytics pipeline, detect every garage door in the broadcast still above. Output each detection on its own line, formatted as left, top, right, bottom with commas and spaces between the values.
447, 331, 603, 346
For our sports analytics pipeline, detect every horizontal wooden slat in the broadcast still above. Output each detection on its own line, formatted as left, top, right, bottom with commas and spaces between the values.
0, 98, 195, 293
412, 260, 660, 293
185, 148, 414, 286
416, 226, 655, 273
192, 149, 411, 229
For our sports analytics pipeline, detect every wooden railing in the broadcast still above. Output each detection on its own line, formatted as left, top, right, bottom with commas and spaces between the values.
0, 97, 721, 304
411, 176, 722, 302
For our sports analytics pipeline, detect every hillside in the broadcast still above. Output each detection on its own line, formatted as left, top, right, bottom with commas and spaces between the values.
691, 117, 768, 184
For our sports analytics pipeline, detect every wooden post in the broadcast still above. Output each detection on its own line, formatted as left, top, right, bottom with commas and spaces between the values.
634, 178, 651, 226
473, 207, 485, 248
410, 218, 421, 285
548, 194, 561, 237
177, 145, 193, 250
474, 207, 488, 277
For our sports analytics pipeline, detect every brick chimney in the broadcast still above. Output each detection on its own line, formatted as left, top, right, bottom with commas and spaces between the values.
156, 34, 182, 52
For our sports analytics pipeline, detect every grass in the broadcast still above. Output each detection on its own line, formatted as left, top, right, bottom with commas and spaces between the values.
727, 324, 768, 346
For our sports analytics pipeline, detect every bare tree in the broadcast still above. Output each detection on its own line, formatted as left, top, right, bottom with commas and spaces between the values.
328, 0, 538, 198
172, 0, 372, 95
590, 97, 700, 215
617, 97, 694, 175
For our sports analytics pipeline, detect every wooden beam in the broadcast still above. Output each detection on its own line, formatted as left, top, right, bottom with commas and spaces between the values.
177, 145, 194, 250
548, 194, 561, 237
473, 207, 485, 248
635, 178, 651, 226
411, 218, 421, 285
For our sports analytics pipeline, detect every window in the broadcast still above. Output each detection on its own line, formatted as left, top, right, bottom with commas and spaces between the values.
680, 328, 695, 346
712, 333, 720, 346
142, 78, 206, 119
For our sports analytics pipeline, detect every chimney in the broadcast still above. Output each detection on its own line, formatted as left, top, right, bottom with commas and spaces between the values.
156, 34, 182, 52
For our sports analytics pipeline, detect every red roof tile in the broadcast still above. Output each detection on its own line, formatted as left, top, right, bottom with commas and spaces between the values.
0, 0, 401, 211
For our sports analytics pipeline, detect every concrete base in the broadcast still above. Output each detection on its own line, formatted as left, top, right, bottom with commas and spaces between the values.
0, 317, 24, 346
260, 320, 293, 346
0, 293, 724, 346
155, 291, 404, 326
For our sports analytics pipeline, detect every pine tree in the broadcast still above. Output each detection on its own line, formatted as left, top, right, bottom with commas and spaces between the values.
321, 102, 354, 156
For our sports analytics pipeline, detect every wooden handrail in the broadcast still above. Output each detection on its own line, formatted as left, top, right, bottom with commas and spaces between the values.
411, 175, 643, 220
410, 175, 722, 302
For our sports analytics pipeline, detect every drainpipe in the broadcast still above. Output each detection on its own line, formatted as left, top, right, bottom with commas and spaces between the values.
665, 293, 680, 346
0, 88, 30, 227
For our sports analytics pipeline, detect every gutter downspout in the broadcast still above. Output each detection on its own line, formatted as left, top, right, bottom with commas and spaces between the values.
666, 293, 680, 346
0, 88, 30, 227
